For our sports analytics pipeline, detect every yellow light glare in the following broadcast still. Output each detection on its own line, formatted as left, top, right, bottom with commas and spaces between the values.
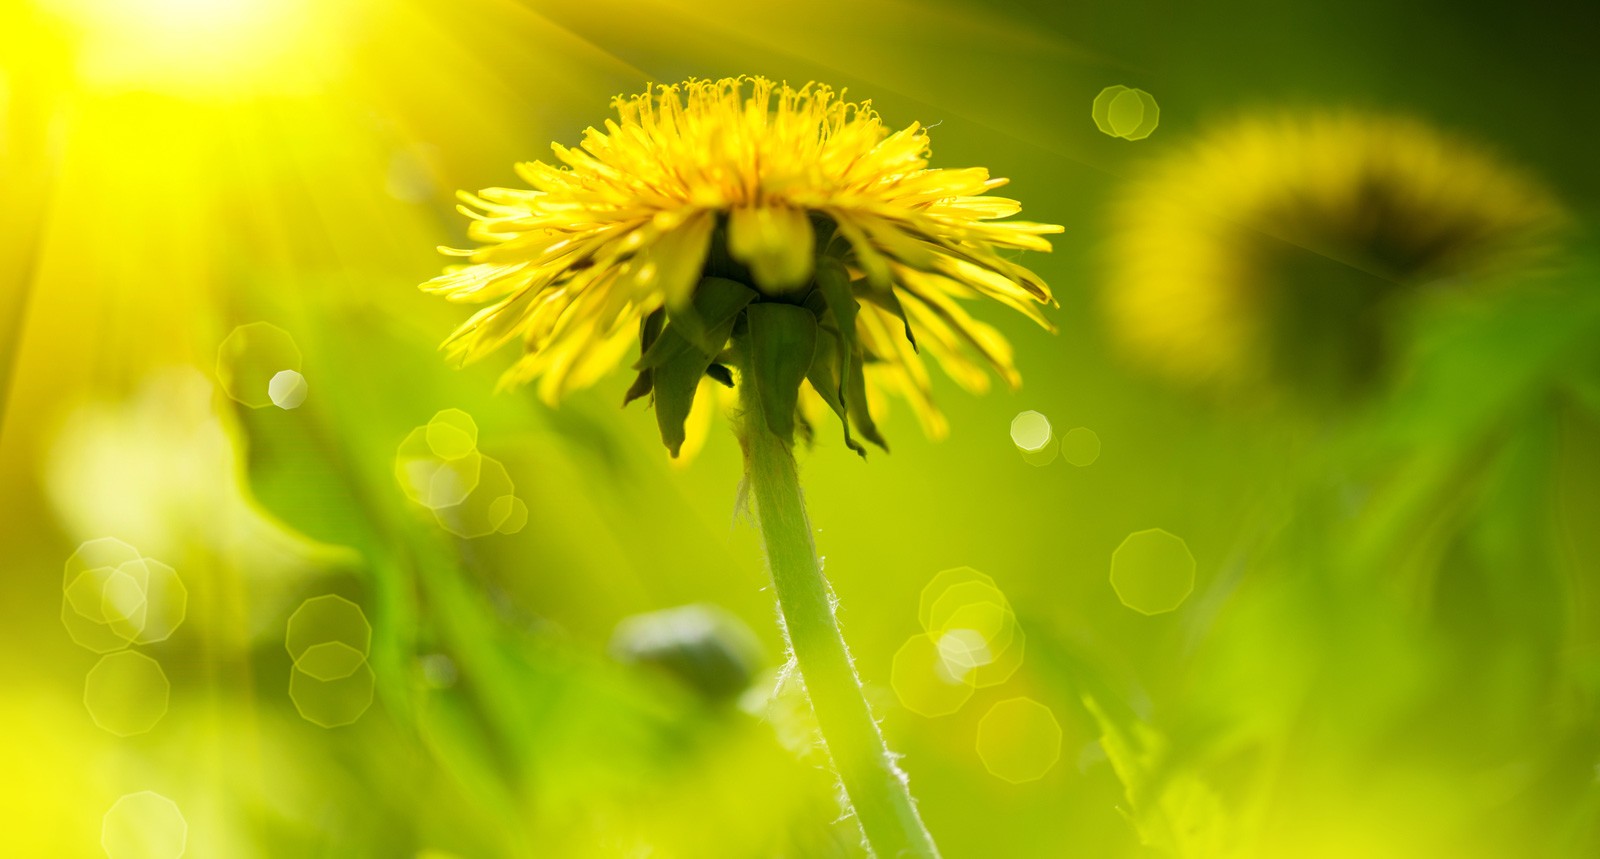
42, 0, 336, 96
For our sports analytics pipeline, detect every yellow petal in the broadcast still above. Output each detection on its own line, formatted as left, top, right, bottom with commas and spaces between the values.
641, 211, 715, 308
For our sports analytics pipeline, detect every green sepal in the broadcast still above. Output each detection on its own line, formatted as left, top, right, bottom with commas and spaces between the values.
806, 327, 867, 457
623, 369, 654, 406
637, 277, 757, 369
623, 308, 667, 405
636, 280, 758, 456
860, 284, 917, 352
802, 288, 830, 320
705, 363, 734, 388
815, 257, 858, 339
653, 343, 718, 458
845, 345, 888, 452
745, 302, 818, 444
811, 257, 869, 456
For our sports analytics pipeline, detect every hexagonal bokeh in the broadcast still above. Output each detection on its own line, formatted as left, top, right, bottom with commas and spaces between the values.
63, 537, 142, 587
935, 628, 990, 672
936, 599, 1013, 653
1061, 427, 1102, 467
62, 596, 132, 653
1119, 88, 1160, 140
1009, 410, 1058, 467
285, 595, 375, 726
1092, 85, 1129, 135
84, 651, 171, 736
102, 791, 187, 859
891, 633, 974, 717
971, 626, 1027, 688
122, 558, 188, 645
1110, 528, 1196, 615
290, 662, 376, 728
1009, 410, 1052, 451
927, 581, 1011, 633
285, 595, 372, 663
66, 566, 122, 623
268, 369, 309, 409
918, 567, 996, 631
433, 455, 516, 539
1092, 85, 1160, 140
396, 411, 524, 539
932, 599, 1015, 671
934, 613, 1025, 689
99, 569, 145, 617
976, 697, 1063, 784
395, 426, 483, 510
217, 321, 303, 408
490, 495, 529, 535
918, 567, 1025, 688
1106, 88, 1144, 135
426, 408, 479, 460
61, 541, 187, 652
98, 568, 147, 641
295, 640, 367, 681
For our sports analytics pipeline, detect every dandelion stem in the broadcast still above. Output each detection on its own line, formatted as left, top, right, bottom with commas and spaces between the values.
736, 353, 941, 859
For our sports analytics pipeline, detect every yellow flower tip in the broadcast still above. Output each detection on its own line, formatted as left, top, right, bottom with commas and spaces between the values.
423, 76, 1061, 455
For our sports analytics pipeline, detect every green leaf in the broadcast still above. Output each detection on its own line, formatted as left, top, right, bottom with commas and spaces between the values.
745, 302, 818, 443
1082, 693, 1232, 856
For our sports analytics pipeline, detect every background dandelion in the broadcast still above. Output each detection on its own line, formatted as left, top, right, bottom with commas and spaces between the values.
1103, 111, 1566, 397
2, 0, 1599, 857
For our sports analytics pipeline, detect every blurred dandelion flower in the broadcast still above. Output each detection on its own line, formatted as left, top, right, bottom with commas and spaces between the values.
423, 76, 1060, 454
1104, 112, 1564, 395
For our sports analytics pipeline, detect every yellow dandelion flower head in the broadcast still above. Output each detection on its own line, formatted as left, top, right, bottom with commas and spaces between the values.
1104, 111, 1565, 394
423, 76, 1061, 455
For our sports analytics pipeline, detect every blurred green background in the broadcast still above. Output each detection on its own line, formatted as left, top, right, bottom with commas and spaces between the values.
3, 0, 1598, 856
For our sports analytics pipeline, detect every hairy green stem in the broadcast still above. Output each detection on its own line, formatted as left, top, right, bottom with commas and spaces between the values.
737, 369, 940, 858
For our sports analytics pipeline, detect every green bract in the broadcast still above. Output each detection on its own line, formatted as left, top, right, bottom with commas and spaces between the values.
626, 242, 919, 457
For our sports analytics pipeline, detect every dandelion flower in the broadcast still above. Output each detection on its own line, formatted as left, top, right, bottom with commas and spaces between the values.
423, 76, 1060, 455
1104, 112, 1564, 395
419, 76, 1062, 859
